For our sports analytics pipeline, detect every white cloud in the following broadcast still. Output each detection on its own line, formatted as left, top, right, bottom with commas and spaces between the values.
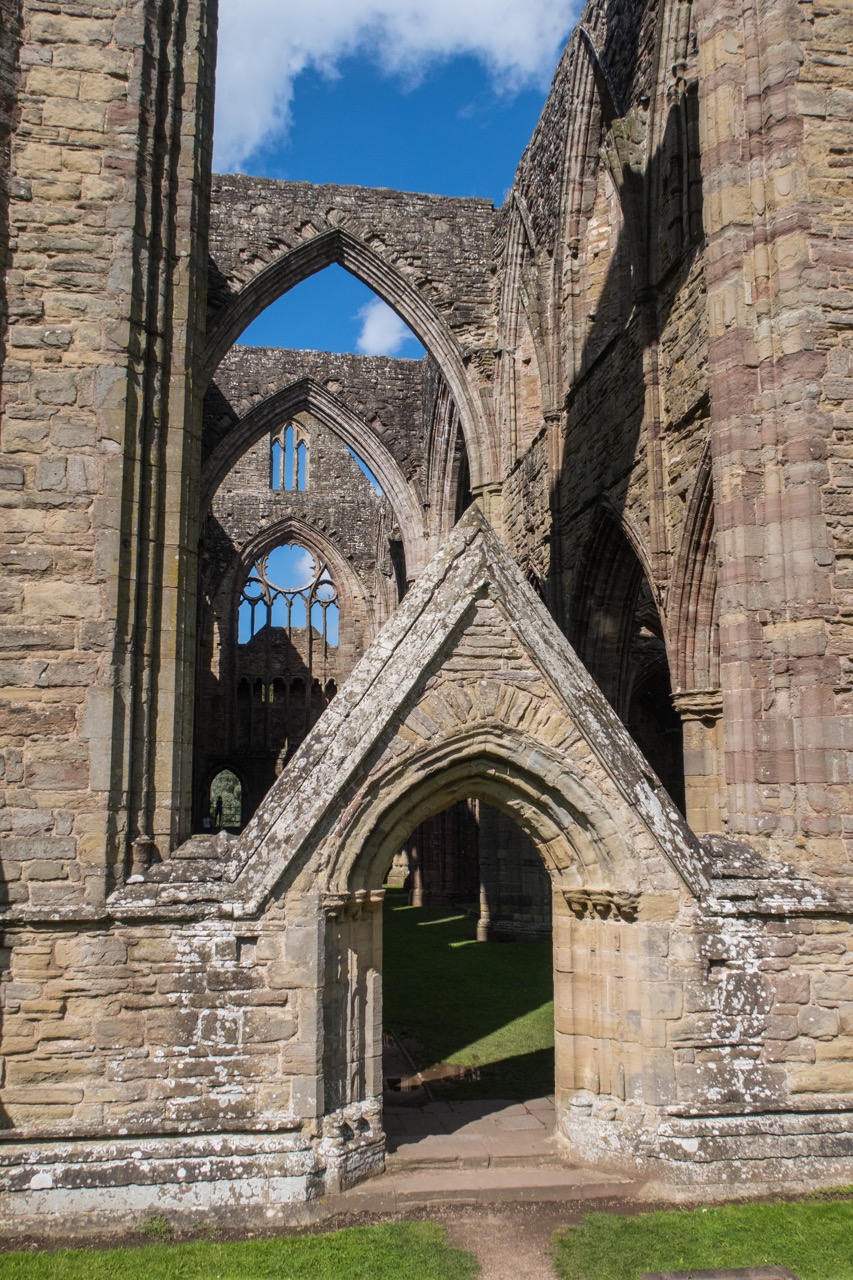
267, 543, 316, 588
213, 0, 577, 172
355, 298, 414, 356
290, 546, 316, 585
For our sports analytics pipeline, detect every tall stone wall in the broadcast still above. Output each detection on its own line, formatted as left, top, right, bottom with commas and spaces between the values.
0, 0, 216, 907
1, 0, 852, 1235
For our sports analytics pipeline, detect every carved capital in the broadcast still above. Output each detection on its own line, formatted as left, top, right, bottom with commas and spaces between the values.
672, 688, 723, 722
322, 889, 385, 920
562, 890, 640, 922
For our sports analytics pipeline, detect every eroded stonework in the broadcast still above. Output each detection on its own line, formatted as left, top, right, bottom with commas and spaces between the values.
0, 0, 852, 1234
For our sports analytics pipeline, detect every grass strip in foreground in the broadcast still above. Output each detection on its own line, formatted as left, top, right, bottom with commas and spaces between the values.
0, 1222, 479, 1280
554, 1197, 853, 1280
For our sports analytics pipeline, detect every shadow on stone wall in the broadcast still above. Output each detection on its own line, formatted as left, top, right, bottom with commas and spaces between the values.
550, 88, 704, 808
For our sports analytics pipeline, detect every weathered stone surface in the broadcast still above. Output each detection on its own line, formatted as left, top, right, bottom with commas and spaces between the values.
2, 0, 853, 1235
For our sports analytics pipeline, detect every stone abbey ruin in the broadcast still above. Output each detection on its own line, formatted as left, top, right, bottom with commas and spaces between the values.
1, 0, 852, 1234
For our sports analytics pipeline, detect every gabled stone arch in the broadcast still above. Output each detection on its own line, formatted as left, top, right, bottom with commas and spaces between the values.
331, 727, 640, 898
112, 508, 711, 1186
204, 228, 499, 491
202, 377, 428, 576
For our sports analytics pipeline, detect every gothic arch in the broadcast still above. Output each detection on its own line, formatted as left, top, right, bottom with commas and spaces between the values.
571, 507, 661, 715
326, 727, 642, 898
205, 228, 499, 491
497, 195, 553, 466
202, 377, 428, 576
229, 514, 378, 645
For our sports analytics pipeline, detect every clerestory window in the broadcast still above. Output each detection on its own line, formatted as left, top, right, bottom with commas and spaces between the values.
271, 423, 309, 491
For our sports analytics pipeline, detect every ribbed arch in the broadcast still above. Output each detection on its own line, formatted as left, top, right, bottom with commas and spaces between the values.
669, 443, 719, 693
205, 228, 498, 490
202, 377, 428, 576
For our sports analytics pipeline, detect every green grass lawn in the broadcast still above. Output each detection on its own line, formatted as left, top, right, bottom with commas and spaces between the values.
0, 1223, 478, 1280
382, 888, 554, 1099
554, 1197, 853, 1280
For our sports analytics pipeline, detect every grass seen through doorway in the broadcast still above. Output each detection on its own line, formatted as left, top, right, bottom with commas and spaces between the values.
382, 887, 554, 1099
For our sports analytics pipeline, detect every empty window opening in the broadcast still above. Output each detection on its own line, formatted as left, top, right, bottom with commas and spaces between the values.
271, 423, 309, 491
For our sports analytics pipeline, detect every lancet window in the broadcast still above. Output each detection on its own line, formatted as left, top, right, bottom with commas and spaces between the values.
271, 423, 309, 491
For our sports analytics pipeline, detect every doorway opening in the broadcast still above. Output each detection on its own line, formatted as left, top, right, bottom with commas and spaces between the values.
381, 797, 556, 1159
208, 768, 243, 832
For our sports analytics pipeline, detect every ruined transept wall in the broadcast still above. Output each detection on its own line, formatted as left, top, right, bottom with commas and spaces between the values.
495, 0, 853, 884
1, 0, 852, 1235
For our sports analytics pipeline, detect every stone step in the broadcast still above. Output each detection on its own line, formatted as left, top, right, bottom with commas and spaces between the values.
325, 1165, 640, 1216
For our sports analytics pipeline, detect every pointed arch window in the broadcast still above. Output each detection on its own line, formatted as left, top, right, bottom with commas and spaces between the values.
271, 423, 309, 492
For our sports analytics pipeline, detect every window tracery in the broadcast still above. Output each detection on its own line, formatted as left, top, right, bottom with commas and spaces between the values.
238, 542, 339, 654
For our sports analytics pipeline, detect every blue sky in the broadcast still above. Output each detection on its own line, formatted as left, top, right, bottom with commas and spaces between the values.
214, 3, 578, 356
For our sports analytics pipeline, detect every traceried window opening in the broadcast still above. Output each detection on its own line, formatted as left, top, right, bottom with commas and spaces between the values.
238, 543, 339, 653
271, 424, 309, 491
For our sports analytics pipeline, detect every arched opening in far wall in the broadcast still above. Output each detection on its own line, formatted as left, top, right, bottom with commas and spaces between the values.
571, 513, 685, 813
205, 230, 499, 492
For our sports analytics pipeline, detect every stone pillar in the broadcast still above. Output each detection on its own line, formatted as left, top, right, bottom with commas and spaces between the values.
322, 889, 385, 1112
0, 0, 217, 909
672, 690, 725, 834
476, 808, 493, 943
695, 0, 853, 875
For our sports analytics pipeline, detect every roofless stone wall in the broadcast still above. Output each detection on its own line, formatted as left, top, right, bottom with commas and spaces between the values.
1, 0, 852, 1235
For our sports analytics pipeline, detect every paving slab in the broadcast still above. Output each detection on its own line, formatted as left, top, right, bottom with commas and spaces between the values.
386, 1095, 560, 1167
643, 1270, 800, 1280
332, 1163, 638, 1214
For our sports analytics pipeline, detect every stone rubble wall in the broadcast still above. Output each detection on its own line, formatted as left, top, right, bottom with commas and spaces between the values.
206, 347, 429, 494
207, 176, 499, 364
